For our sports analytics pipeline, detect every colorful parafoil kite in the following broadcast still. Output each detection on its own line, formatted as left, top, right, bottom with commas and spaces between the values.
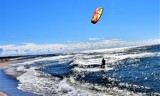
91, 7, 103, 24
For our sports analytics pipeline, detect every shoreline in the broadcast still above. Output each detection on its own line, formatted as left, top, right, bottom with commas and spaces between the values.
0, 92, 7, 96
0, 58, 22, 96
0, 57, 35, 96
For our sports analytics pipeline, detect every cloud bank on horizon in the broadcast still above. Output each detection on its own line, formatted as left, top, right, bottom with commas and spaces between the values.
0, 39, 159, 57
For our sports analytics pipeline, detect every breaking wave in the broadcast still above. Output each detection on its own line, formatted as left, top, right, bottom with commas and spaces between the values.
4, 44, 160, 96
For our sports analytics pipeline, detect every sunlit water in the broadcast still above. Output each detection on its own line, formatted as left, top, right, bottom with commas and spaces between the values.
3, 44, 160, 96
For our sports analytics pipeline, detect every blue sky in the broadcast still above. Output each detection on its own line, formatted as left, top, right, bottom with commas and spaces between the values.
0, 0, 159, 45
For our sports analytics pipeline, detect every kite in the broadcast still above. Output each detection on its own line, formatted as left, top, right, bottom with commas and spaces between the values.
91, 7, 103, 24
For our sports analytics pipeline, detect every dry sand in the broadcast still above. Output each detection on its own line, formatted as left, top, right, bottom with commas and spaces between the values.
0, 58, 23, 68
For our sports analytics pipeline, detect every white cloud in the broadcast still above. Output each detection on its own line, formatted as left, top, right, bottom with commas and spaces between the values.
88, 38, 102, 41
0, 39, 159, 57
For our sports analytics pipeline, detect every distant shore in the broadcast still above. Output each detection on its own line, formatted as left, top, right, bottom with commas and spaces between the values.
0, 57, 24, 68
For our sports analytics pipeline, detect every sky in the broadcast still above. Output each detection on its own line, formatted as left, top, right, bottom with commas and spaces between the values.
0, 0, 159, 45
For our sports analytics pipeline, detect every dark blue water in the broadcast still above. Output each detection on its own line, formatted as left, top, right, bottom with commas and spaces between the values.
40, 44, 160, 95
107, 56, 160, 93
40, 62, 74, 79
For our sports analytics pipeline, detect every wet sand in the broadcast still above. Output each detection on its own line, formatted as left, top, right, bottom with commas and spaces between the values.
0, 57, 23, 96
0, 92, 7, 96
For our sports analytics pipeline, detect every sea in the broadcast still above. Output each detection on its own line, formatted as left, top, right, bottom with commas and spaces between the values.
1, 44, 160, 96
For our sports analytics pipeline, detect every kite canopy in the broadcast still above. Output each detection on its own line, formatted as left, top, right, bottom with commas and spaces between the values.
91, 7, 103, 24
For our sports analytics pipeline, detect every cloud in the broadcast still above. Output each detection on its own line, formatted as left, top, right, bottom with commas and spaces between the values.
88, 38, 102, 41
0, 39, 159, 57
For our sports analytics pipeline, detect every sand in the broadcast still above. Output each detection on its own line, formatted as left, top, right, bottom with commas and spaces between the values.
0, 92, 7, 96
0, 58, 24, 96
0, 58, 23, 68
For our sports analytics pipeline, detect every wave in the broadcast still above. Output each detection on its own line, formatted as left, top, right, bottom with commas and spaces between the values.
3, 44, 160, 96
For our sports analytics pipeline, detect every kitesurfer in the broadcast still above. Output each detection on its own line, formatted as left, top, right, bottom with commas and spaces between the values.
101, 58, 106, 68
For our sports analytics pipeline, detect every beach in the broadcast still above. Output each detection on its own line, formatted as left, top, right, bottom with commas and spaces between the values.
0, 57, 19, 96
0, 58, 20, 68
0, 57, 25, 96
0, 92, 7, 96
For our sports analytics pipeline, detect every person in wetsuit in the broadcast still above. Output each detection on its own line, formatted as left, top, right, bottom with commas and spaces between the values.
101, 58, 106, 68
